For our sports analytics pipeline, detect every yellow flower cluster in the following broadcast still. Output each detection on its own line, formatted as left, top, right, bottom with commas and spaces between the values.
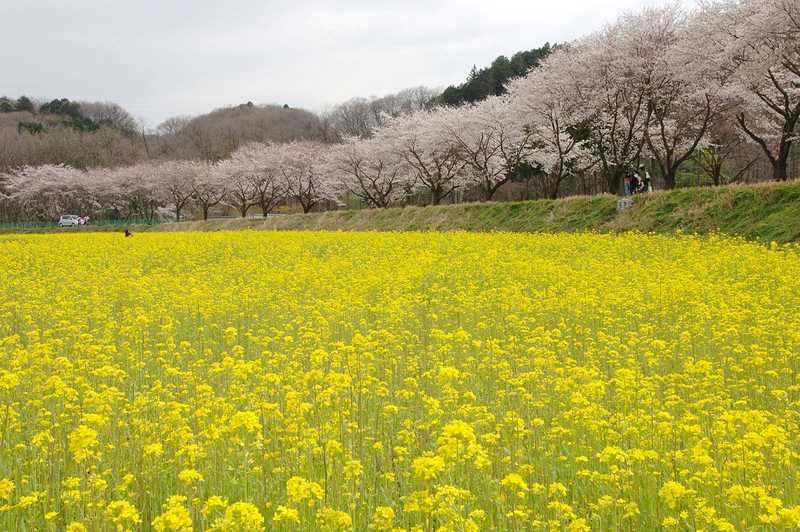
0, 230, 798, 530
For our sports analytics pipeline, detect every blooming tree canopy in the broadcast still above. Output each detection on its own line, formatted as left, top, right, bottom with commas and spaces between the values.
440, 95, 540, 200
697, 0, 800, 180
276, 141, 333, 213
190, 161, 226, 221
507, 56, 594, 198
324, 136, 408, 208
229, 143, 286, 217
155, 160, 197, 222
377, 110, 468, 205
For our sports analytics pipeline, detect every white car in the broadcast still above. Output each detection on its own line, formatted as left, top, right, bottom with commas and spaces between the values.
58, 215, 82, 227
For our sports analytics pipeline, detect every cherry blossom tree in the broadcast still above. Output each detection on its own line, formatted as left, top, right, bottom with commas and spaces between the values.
226, 143, 286, 217
696, 0, 800, 181
107, 162, 164, 221
215, 157, 257, 218
190, 161, 226, 220
324, 136, 408, 208
155, 160, 197, 221
556, 15, 658, 194
641, 4, 726, 189
691, 119, 760, 186
277, 141, 332, 213
376, 110, 467, 205
2, 164, 89, 220
507, 58, 595, 199
82, 166, 120, 218
439, 95, 540, 200
251, 166, 285, 216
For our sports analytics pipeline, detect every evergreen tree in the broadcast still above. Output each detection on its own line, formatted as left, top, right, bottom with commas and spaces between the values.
16, 96, 35, 113
439, 43, 554, 106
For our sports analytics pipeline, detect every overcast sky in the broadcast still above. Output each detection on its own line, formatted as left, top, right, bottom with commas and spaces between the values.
2, 0, 693, 127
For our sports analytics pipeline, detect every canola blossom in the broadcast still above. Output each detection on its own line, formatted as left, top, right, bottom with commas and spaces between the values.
0, 231, 799, 531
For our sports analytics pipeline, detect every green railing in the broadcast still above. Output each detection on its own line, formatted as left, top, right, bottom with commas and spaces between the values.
89, 218, 160, 227
0, 218, 161, 230
0, 221, 57, 229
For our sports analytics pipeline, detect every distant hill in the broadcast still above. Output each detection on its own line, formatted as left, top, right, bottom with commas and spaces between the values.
0, 96, 137, 134
0, 97, 144, 171
0, 98, 330, 170
153, 102, 330, 161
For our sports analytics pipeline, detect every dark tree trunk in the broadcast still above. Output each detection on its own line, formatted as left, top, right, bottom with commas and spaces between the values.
663, 170, 677, 190
482, 177, 509, 201
711, 160, 723, 187
738, 108, 797, 183
431, 187, 443, 205
546, 172, 564, 199
605, 168, 624, 196
774, 149, 790, 181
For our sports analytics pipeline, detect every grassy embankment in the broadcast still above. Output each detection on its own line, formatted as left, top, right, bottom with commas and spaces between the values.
4, 180, 800, 243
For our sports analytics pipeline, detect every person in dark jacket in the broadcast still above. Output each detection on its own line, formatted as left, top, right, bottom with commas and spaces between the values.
630, 173, 641, 195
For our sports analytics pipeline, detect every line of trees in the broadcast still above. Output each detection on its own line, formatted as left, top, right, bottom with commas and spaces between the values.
1, 0, 798, 222
0, 143, 332, 222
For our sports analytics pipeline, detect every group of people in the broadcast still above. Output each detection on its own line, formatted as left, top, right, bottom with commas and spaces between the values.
623, 165, 653, 196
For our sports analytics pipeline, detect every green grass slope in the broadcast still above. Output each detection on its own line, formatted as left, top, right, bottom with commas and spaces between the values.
4, 180, 800, 243
157, 194, 620, 234
606, 181, 800, 242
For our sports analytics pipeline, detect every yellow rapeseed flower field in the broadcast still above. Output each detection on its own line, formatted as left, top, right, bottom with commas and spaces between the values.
0, 231, 799, 531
